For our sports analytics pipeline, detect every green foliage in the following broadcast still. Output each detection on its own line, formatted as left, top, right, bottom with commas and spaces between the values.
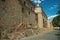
52, 16, 60, 27
52, 9, 60, 27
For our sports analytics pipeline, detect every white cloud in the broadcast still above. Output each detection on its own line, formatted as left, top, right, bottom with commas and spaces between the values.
48, 15, 58, 19
48, 15, 58, 22
31, 0, 44, 6
49, 7, 54, 10
34, 0, 41, 3
49, 5, 58, 10
41, 0, 44, 1
38, 1, 41, 3
53, 5, 58, 7
32, 0, 44, 4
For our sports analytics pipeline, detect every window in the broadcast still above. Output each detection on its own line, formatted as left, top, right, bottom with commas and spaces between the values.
22, 8, 24, 13
1, 0, 5, 2
31, 7, 32, 10
24, 1, 26, 5
43, 19, 47, 28
29, 24, 32, 26
43, 19, 45, 27
29, 11, 30, 15
35, 14, 38, 23
43, 19, 44, 23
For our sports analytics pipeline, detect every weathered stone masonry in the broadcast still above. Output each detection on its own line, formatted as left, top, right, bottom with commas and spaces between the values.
0, 0, 39, 40
0, 0, 53, 40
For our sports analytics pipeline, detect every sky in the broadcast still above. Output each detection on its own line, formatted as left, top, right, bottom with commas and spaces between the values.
31, 0, 60, 20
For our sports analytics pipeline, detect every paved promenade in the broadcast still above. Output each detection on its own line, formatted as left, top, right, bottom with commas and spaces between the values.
21, 30, 60, 40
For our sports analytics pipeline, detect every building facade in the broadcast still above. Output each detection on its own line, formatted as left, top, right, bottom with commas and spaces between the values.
42, 12, 48, 28
0, 0, 53, 40
0, 0, 38, 40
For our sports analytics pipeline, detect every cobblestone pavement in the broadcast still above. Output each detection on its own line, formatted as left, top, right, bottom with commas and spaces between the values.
20, 30, 60, 40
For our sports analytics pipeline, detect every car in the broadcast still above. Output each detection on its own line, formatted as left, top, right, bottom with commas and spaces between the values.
54, 27, 60, 30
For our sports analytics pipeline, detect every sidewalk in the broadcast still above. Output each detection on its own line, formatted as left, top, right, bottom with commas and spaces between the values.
20, 29, 53, 40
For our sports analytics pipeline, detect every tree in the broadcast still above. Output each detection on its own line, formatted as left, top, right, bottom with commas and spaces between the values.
52, 5, 60, 27
52, 16, 60, 27
52, 9, 60, 27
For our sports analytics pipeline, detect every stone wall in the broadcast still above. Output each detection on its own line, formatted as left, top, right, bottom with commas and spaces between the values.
42, 12, 48, 28
0, 0, 53, 40
0, 0, 39, 40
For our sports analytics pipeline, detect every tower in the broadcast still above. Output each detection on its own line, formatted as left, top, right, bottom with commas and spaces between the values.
35, 6, 43, 28
34, 0, 43, 28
